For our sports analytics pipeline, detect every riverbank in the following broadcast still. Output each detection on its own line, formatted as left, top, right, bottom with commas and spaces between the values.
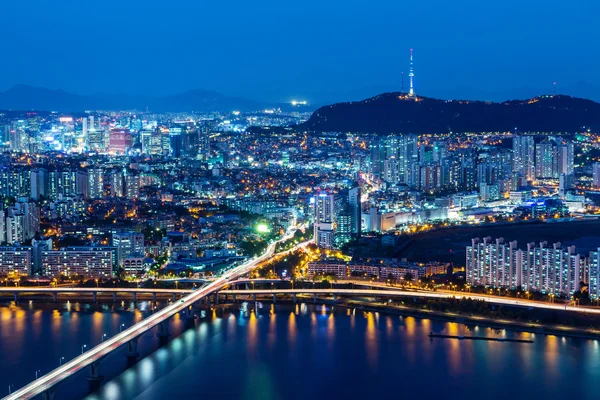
336, 299, 600, 340
229, 294, 600, 340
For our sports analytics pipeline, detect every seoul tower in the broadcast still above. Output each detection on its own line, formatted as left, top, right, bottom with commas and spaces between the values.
409, 48, 415, 96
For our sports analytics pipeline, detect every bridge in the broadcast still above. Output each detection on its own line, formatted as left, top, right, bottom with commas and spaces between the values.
217, 288, 600, 315
4, 226, 306, 400
0, 287, 192, 303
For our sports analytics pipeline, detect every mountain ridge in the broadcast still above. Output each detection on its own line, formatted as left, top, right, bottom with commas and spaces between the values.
0, 84, 311, 113
302, 92, 600, 134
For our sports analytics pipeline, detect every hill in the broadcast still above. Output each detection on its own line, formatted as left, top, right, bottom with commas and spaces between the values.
301, 93, 600, 134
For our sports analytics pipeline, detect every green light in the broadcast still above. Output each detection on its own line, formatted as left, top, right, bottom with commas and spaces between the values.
256, 223, 269, 233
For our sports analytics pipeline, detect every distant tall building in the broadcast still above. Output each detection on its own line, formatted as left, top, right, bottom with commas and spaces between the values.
124, 171, 140, 199
593, 163, 600, 189
512, 135, 535, 181
88, 168, 104, 198
348, 187, 361, 236
313, 193, 335, 249
408, 48, 415, 96
557, 141, 574, 176
169, 127, 184, 158
371, 134, 418, 185
0, 210, 5, 244
109, 129, 133, 155
535, 140, 557, 179
110, 170, 124, 197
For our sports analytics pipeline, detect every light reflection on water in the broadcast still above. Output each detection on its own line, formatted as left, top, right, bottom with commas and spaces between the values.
3, 302, 600, 400
82, 304, 600, 400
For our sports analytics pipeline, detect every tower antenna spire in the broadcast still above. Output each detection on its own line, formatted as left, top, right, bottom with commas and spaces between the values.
409, 48, 415, 96
553, 81, 557, 96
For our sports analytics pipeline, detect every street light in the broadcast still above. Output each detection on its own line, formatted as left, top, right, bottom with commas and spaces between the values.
102, 333, 107, 342
120, 323, 126, 332
35, 369, 41, 379
59, 356, 65, 366
81, 344, 87, 354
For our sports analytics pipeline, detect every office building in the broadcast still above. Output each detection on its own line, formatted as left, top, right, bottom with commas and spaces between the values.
112, 232, 145, 263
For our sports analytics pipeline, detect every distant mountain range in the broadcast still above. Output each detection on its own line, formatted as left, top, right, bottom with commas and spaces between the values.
302, 93, 600, 134
0, 84, 312, 113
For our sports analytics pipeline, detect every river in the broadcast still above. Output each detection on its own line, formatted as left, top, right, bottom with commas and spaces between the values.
1, 301, 599, 399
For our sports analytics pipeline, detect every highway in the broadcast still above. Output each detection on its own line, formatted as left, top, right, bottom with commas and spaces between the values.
219, 288, 600, 315
4, 226, 305, 400
0, 287, 192, 294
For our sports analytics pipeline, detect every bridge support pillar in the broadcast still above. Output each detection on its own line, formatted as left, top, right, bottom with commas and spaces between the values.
253, 293, 257, 302
314, 293, 317, 303
133, 293, 137, 303
53, 292, 58, 303
214, 292, 219, 305
233, 294, 237, 303
87, 360, 104, 382
153, 292, 157, 303
333, 294, 337, 302
157, 320, 170, 338
172, 293, 177, 302
113, 292, 117, 302
293, 293, 297, 303
14, 292, 18, 303
93, 292, 97, 303
373, 296, 378, 302
224, 294, 228, 302
182, 306, 196, 321
42, 388, 56, 400
273, 293, 276, 303
126, 337, 139, 359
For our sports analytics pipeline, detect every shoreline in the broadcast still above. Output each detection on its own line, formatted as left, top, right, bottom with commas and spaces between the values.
226, 295, 600, 340
337, 300, 600, 340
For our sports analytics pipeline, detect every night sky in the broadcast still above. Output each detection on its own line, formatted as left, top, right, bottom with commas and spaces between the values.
1, 0, 598, 103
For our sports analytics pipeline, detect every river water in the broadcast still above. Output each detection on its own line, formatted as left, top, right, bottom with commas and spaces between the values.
1, 301, 599, 400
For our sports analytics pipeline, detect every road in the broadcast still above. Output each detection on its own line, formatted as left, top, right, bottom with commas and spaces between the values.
218, 288, 600, 315
4, 227, 306, 400
0, 287, 192, 294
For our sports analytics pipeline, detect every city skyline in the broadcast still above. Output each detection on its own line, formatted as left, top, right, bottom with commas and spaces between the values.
1, 0, 599, 103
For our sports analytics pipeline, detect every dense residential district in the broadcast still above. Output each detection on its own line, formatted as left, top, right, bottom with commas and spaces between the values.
3, 109, 600, 303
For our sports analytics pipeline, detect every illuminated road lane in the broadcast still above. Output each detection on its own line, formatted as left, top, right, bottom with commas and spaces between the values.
219, 288, 600, 315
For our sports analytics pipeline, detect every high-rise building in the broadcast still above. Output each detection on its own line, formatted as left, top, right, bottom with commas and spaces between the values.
557, 141, 574, 176
30, 168, 47, 200
88, 168, 104, 198
593, 163, 600, 189
111, 170, 124, 197
512, 135, 535, 181
348, 187, 361, 236
371, 134, 418, 185
535, 140, 558, 178
124, 171, 140, 199
112, 232, 145, 263
313, 193, 335, 249
109, 129, 133, 155
466, 237, 581, 296
0, 210, 5, 244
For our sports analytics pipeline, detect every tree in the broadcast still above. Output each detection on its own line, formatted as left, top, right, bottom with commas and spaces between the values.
404, 272, 414, 282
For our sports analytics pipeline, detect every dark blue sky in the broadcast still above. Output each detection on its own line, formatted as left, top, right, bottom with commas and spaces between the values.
1, 0, 598, 103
